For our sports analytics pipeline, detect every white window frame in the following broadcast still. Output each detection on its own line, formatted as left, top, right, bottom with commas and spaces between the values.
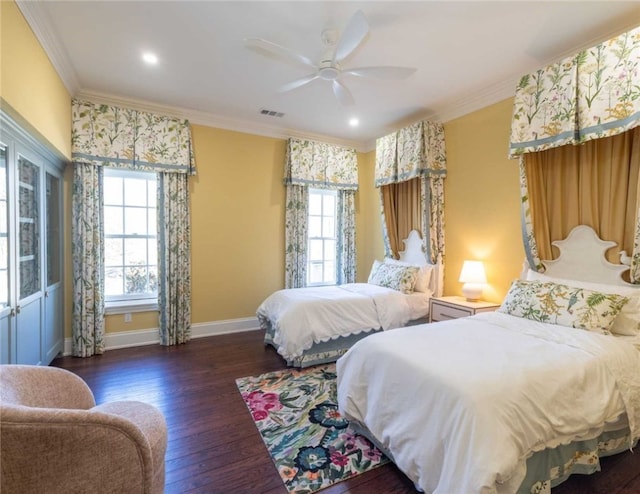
103, 168, 158, 314
307, 188, 338, 286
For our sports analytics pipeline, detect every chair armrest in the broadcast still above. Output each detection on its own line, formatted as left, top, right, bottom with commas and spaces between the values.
1, 402, 167, 494
0, 365, 96, 409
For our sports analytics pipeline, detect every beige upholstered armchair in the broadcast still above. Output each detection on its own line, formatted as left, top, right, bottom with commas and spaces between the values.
0, 365, 167, 494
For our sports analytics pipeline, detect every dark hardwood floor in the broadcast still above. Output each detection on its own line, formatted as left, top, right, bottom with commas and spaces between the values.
53, 330, 640, 494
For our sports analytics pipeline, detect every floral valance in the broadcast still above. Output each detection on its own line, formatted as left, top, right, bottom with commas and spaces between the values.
72, 99, 196, 174
510, 26, 640, 157
283, 138, 358, 191
375, 121, 447, 187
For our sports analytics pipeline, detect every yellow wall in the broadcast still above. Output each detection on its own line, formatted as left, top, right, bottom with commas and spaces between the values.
189, 126, 286, 323
1, 0, 71, 158
443, 98, 524, 302
355, 149, 385, 281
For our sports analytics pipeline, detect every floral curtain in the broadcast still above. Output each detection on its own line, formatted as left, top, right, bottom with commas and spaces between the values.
71, 163, 105, 357
510, 26, 640, 283
72, 99, 196, 174
157, 172, 192, 345
72, 99, 196, 351
337, 190, 356, 284
510, 26, 640, 157
283, 138, 358, 287
284, 138, 358, 190
375, 121, 447, 282
284, 185, 309, 288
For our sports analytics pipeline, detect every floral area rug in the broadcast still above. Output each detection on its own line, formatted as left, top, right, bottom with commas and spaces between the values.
236, 364, 388, 493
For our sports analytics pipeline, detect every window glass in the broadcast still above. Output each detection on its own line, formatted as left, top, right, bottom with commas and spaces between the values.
103, 168, 157, 302
307, 188, 338, 286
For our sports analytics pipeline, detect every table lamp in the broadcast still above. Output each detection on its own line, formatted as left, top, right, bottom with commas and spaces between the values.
458, 260, 487, 301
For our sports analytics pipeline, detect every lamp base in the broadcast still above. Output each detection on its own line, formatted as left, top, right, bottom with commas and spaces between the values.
461, 283, 483, 302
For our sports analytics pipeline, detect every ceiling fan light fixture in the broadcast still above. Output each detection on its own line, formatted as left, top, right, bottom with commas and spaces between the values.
319, 66, 340, 81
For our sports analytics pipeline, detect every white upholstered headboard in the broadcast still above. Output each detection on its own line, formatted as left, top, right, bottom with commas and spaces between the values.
398, 229, 442, 295
529, 225, 633, 287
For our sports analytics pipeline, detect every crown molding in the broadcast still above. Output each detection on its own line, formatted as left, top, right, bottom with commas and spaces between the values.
76, 89, 368, 151
15, 0, 80, 94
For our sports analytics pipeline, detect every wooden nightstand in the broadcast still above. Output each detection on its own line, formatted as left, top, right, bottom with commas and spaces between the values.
429, 296, 500, 323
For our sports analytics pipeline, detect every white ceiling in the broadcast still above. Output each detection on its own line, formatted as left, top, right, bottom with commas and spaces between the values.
19, 1, 640, 151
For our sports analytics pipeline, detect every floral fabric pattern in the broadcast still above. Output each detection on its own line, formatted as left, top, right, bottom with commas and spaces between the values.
284, 138, 358, 191
285, 185, 308, 289
499, 279, 629, 333
71, 163, 105, 357
375, 133, 398, 186
510, 26, 640, 157
72, 99, 196, 174
158, 172, 191, 345
374, 120, 447, 187
368, 263, 419, 294
236, 364, 388, 493
375, 121, 447, 294
518, 157, 545, 273
337, 190, 356, 284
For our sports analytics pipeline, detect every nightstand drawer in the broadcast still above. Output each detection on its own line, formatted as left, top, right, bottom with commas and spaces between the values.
430, 303, 471, 322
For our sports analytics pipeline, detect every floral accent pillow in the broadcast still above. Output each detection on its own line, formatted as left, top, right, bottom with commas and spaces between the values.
498, 280, 629, 333
368, 263, 420, 294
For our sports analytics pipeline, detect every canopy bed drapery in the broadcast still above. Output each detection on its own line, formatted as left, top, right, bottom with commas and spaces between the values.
374, 120, 447, 296
509, 26, 640, 284
283, 137, 358, 288
71, 99, 196, 354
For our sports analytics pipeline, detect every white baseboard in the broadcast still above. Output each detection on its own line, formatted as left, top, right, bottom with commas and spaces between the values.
62, 317, 260, 356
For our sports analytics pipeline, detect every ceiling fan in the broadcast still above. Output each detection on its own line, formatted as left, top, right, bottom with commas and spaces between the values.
244, 10, 416, 106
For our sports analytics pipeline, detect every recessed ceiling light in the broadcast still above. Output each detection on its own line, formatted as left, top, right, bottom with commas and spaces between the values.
349, 118, 359, 127
142, 52, 158, 65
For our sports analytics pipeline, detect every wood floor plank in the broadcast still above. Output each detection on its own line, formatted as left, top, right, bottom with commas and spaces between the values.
53, 330, 640, 494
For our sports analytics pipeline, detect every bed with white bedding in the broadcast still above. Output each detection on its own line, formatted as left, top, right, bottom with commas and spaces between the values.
336, 225, 640, 493
259, 230, 438, 367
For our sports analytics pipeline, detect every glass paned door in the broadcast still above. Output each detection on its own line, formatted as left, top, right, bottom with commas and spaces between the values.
46, 172, 60, 286
17, 156, 40, 299
0, 146, 9, 308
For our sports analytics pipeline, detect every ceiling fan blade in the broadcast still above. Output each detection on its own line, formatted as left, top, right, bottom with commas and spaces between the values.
244, 37, 316, 69
332, 10, 369, 64
344, 66, 417, 80
278, 74, 319, 93
332, 80, 355, 106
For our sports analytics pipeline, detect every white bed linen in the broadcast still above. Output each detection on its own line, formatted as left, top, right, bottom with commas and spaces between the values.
337, 312, 640, 494
257, 283, 429, 359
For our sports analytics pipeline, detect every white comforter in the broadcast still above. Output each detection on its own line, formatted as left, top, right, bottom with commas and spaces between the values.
257, 283, 430, 359
337, 312, 640, 494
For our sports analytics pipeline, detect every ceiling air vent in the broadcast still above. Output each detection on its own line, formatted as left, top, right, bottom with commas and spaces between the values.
260, 108, 285, 118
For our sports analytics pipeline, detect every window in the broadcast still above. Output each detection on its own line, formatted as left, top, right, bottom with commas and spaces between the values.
307, 188, 337, 286
103, 168, 157, 306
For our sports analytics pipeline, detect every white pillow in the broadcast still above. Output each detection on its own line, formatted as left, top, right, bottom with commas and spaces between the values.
368, 260, 383, 283
526, 269, 640, 335
384, 258, 434, 293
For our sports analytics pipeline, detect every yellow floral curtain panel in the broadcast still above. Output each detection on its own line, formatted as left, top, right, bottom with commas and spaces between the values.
510, 26, 640, 283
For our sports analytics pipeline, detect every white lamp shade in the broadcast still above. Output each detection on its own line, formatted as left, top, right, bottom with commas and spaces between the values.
458, 261, 487, 284
459, 260, 487, 301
